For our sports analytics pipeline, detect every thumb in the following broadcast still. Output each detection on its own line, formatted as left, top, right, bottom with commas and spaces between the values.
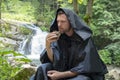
47, 70, 57, 74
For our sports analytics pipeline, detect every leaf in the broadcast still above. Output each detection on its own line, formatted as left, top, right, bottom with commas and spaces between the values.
68, 0, 73, 3
0, 50, 14, 56
77, 0, 83, 4
83, 0, 87, 5
15, 58, 31, 63
57, 0, 63, 2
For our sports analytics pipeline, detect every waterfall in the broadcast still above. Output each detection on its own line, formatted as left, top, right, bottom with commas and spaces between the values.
27, 28, 48, 58
18, 23, 48, 66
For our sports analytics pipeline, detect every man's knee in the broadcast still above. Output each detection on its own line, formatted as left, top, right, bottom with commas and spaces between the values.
81, 75, 91, 80
68, 75, 91, 80
37, 63, 52, 71
29, 74, 35, 80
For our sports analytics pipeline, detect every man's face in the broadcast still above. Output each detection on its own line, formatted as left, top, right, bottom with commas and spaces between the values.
57, 13, 71, 34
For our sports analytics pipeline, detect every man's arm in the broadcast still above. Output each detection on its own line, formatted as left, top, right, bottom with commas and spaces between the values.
46, 46, 53, 62
46, 31, 59, 62
60, 71, 78, 78
47, 70, 78, 80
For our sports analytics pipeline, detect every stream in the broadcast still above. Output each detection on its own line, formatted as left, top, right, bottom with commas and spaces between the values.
17, 23, 48, 66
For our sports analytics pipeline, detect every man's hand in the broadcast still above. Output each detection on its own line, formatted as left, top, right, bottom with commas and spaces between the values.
45, 31, 60, 62
47, 70, 63, 80
47, 70, 78, 80
46, 31, 60, 48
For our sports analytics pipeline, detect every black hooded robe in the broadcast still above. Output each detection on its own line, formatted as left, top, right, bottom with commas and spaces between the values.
33, 8, 108, 80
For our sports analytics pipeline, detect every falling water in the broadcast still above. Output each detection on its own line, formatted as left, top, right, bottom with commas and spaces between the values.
18, 24, 48, 66
27, 28, 48, 58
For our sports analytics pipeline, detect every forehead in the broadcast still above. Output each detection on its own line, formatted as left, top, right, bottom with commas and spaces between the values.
57, 14, 68, 20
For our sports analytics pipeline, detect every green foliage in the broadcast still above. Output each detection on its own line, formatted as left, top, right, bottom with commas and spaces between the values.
57, 0, 72, 9
105, 42, 120, 66
36, 5, 54, 27
2, 0, 36, 22
0, 50, 31, 80
20, 26, 32, 35
0, 41, 15, 51
2, 13, 35, 22
15, 57, 31, 63
68, 0, 87, 5
92, 0, 120, 36
92, 0, 120, 66
40, 26, 49, 31
99, 49, 111, 64
29, 0, 56, 29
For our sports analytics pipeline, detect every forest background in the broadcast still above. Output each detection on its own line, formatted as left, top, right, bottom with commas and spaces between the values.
0, 0, 120, 79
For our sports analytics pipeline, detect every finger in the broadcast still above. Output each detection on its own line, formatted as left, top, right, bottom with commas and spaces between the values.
48, 31, 58, 36
46, 35, 58, 41
47, 70, 57, 74
47, 36, 58, 43
47, 31, 60, 38
47, 35, 58, 40
47, 33, 56, 38
47, 73, 52, 77
47, 71, 53, 74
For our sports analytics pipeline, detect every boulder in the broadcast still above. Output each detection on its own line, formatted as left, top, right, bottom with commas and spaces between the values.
108, 68, 120, 80
10, 64, 37, 80
105, 65, 120, 80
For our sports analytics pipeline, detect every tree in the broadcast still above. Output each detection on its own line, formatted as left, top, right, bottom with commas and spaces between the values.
68, 0, 93, 25
68, 0, 83, 14
0, 0, 1, 28
85, 0, 94, 25
0, 0, 1, 19
73, 0, 79, 14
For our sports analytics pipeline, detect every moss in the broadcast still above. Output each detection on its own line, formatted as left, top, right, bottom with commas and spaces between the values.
10, 67, 36, 80
19, 27, 32, 35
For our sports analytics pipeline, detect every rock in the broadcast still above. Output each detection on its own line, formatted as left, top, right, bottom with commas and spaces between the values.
108, 68, 120, 80
10, 64, 37, 80
105, 74, 115, 80
105, 65, 120, 80
0, 19, 33, 51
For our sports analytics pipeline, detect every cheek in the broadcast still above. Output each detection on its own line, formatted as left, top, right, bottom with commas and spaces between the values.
65, 24, 70, 29
58, 23, 70, 30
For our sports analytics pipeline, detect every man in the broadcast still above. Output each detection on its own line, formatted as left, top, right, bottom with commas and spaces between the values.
33, 8, 108, 80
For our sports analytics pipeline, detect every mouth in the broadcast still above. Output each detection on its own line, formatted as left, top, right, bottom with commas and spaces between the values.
55, 31, 61, 37
58, 28, 64, 33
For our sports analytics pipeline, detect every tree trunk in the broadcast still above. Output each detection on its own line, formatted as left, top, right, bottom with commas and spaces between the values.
85, 0, 94, 25
0, 0, 1, 28
73, 0, 79, 14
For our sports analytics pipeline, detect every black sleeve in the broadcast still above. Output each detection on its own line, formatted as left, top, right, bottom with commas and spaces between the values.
40, 49, 51, 63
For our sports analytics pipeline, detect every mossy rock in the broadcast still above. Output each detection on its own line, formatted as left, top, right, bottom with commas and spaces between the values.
10, 67, 36, 80
105, 74, 115, 80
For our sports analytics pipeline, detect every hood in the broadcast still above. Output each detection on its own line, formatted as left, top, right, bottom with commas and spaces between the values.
50, 8, 92, 40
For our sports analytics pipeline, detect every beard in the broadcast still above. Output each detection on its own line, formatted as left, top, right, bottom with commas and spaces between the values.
58, 26, 72, 34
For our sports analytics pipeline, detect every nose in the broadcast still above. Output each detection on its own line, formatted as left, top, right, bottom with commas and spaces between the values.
57, 21, 61, 27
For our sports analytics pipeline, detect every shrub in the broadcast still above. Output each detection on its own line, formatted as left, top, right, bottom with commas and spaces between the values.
0, 50, 31, 80
99, 49, 111, 64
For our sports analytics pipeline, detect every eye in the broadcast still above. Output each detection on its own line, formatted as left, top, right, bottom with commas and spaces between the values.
61, 21, 65, 23
61, 20, 67, 23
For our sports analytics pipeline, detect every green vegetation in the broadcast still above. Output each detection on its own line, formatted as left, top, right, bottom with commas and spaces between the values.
1, 0, 35, 22
0, 50, 31, 80
92, 0, 120, 66
20, 26, 32, 35
99, 49, 111, 64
